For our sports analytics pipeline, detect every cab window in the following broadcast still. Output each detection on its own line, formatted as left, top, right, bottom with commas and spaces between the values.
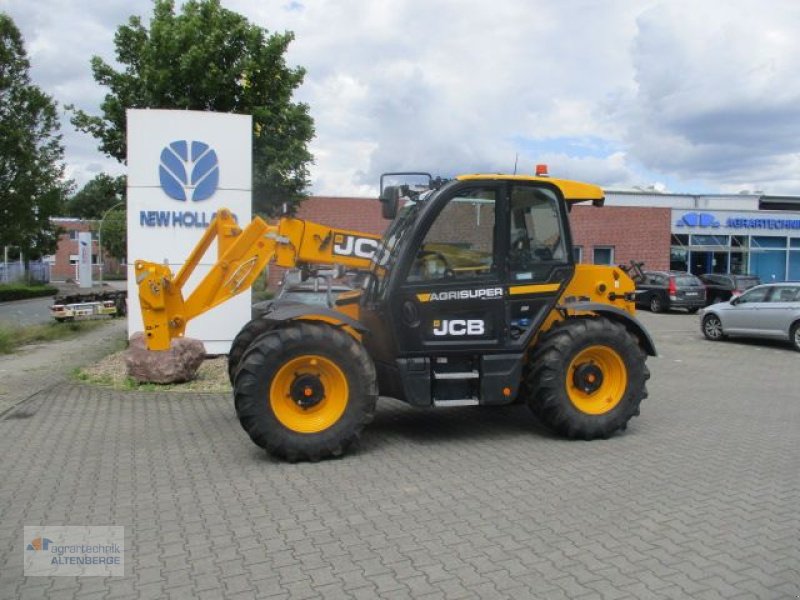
508, 186, 567, 281
406, 187, 497, 282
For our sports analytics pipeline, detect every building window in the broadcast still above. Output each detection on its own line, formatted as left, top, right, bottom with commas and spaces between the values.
593, 246, 614, 265
573, 246, 583, 263
69, 254, 79, 265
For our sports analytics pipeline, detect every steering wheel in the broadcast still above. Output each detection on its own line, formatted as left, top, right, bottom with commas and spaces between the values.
417, 250, 455, 279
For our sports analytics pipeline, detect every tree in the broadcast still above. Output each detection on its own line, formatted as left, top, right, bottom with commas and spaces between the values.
100, 207, 127, 263
66, 173, 126, 219
0, 14, 71, 258
71, 0, 314, 216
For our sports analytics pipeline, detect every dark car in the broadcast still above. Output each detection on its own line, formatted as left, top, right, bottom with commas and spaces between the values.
635, 270, 706, 313
699, 273, 761, 306
252, 277, 354, 319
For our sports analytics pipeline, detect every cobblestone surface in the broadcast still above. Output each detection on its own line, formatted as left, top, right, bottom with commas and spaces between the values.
1, 312, 798, 599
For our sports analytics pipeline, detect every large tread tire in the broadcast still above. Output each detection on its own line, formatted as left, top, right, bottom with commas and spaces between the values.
522, 316, 649, 440
227, 318, 275, 384
234, 322, 377, 461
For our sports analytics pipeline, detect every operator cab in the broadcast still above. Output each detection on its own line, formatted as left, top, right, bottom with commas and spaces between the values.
362, 173, 581, 408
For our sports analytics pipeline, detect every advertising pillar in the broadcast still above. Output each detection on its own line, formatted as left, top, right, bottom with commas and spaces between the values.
77, 231, 92, 288
127, 109, 252, 354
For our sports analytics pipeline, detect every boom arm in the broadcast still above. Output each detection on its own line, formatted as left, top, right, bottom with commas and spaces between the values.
135, 209, 381, 350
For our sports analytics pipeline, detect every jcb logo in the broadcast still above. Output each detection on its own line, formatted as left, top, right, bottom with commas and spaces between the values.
333, 234, 378, 259
432, 319, 485, 336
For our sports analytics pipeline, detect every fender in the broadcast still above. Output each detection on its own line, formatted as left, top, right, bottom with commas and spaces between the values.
260, 304, 368, 340
557, 301, 657, 356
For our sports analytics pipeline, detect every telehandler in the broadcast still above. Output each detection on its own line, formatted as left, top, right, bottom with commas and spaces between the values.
136, 171, 656, 461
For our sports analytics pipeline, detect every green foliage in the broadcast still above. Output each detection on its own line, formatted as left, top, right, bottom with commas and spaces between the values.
0, 14, 72, 257
66, 173, 126, 219
70, 0, 314, 216
0, 283, 57, 302
101, 207, 127, 261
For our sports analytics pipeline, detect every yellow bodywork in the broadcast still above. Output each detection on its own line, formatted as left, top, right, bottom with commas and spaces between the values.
136, 209, 380, 350
538, 264, 638, 338
457, 174, 604, 204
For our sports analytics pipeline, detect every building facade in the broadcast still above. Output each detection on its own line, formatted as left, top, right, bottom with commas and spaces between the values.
47, 218, 122, 281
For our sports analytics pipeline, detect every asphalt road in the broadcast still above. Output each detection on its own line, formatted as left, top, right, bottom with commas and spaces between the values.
0, 307, 798, 599
0, 295, 55, 327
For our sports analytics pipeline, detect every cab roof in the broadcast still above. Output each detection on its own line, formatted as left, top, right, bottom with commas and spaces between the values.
456, 174, 604, 205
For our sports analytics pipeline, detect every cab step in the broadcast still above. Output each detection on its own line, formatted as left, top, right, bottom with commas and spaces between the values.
432, 370, 479, 380
433, 398, 479, 407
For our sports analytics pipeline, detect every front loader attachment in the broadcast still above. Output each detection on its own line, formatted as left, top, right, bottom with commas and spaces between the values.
135, 209, 275, 350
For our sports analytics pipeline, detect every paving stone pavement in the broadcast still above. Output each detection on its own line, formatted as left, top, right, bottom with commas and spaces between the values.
0, 311, 798, 599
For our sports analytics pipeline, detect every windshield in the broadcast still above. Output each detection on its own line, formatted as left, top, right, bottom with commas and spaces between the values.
367, 190, 433, 300
675, 275, 702, 286
733, 276, 760, 290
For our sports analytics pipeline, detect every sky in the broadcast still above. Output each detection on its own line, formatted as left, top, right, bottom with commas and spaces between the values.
3, 0, 800, 198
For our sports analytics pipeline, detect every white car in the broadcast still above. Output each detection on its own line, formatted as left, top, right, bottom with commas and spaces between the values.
699, 282, 800, 351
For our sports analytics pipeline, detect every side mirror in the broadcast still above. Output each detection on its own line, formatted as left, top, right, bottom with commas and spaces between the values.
379, 185, 401, 220
730, 296, 739, 305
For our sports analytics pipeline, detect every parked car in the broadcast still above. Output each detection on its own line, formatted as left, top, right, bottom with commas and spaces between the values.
700, 282, 800, 351
252, 276, 354, 318
634, 270, 707, 313
699, 273, 761, 306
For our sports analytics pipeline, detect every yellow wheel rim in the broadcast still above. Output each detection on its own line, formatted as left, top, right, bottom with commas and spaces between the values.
567, 345, 627, 415
270, 355, 349, 433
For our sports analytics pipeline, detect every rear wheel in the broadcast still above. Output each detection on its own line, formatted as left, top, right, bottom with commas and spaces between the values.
522, 317, 649, 440
234, 322, 377, 461
649, 295, 663, 313
227, 318, 274, 384
790, 322, 800, 352
702, 314, 725, 341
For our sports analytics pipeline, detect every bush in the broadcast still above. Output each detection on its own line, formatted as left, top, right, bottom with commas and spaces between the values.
0, 284, 58, 302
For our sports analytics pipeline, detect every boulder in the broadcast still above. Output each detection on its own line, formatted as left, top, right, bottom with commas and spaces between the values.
125, 332, 206, 384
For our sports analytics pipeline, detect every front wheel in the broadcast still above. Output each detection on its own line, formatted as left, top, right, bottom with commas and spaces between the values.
234, 322, 377, 461
702, 314, 725, 341
522, 317, 649, 440
227, 318, 274, 384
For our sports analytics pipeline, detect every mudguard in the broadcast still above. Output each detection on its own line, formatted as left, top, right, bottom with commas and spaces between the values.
260, 304, 368, 336
557, 301, 657, 356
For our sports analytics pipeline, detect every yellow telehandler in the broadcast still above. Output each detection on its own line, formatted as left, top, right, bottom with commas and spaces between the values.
136, 172, 655, 461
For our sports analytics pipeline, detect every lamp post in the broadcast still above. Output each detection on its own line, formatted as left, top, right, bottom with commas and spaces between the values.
98, 201, 125, 285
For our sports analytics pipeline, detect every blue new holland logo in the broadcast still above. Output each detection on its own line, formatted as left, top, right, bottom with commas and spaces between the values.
676, 212, 720, 228
159, 141, 219, 202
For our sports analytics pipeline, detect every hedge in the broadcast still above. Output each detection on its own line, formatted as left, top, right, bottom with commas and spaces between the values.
0, 284, 58, 302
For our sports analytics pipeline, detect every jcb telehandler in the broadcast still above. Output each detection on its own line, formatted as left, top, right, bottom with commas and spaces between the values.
136, 172, 656, 461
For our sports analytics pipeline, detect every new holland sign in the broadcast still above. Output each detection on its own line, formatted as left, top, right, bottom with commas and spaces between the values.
127, 109, 252, 354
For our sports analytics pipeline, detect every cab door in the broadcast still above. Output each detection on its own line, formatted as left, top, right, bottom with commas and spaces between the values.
390, 182, 506, 355
502, 183, 575, 348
